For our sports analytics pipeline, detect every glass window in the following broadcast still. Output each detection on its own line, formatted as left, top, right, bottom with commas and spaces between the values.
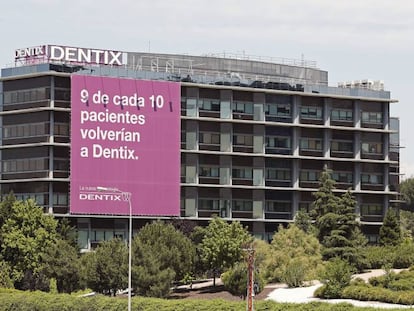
199, 132, 220, 145
233, 101, 253, 114
331, 109, 353, 121
362, 112, 382, 124
300, 138, 322, 150
265, 103, 291, 117
266, 136, 291, 149
332, 172, 353, 183
199, 99, 220, 111
301, 106, 322, 119
198, 199, 220, 210
361, 174, 383, 184
233, 134, 253, 146
362, 142, 382, 154
361, 204, 382, 215
232, 167, 253, 179
266, 168, 291, 180
265, 201, 291, 212
199, 166, 219, 178
300, 170, 320, 182
331, 141, 353, 152
232, 200, 253, 211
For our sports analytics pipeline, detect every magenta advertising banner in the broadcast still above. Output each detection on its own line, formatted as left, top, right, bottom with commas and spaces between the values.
70, 75, 180, 216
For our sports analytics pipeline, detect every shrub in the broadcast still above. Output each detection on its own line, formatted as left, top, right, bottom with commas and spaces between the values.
221, 262, 265, 298
317, 258, 354, 299
282, 258, 306, 288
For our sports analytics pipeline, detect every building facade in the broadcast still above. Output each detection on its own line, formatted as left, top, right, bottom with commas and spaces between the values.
0, 45, 399, 249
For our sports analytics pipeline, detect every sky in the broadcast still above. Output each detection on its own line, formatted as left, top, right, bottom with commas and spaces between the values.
1, 0, 413, 178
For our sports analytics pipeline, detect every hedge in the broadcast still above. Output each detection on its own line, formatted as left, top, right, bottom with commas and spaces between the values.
342, 285, 414, 305
0, 289, 409, 311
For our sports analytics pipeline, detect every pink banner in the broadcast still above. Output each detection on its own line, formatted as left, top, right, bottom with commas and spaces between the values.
70, 75, 180, 216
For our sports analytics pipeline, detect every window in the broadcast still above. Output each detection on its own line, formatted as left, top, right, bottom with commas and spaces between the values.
362, 142, 382, 154
300, 170, 320, 182
53, 193, 68, 205
265, 103, 291, 117
361, 174, 383, 184
232, 167, 253, 179
332, 172, 353, 183
361, 204, 382, 215
233, 134, 253, 146
331, 109, 353, 121
232, 200, 253, 211
199, 99, 220, 111
3, 122, 48, 139
300, 138, 322, 151
301, 106, 322, 119
199, 132, 220, 145
233, 101, 253, 114
2, 158, 47, 173
362, 112, 382, 124
199, 166, 219, 178
331, 141, 353, 153
265, 201, 291, 212
198, 199, 220, 211
266, 168, 291, 181
266, 136, 291, 149
54, 123, 69, 136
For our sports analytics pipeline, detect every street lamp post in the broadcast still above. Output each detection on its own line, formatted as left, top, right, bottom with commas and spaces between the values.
97, 187, 132, 311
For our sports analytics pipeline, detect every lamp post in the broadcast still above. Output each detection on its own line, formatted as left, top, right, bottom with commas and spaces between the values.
97, 186, 132, 311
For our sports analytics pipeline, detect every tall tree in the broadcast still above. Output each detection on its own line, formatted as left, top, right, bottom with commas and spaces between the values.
136, 220, 195, 282
0, 199, 58, 287
199, 217, 252, 286
41, 239, 80, 293
82, 238, 127, 295
379, 208, 402, 246
311, 167, 367, 264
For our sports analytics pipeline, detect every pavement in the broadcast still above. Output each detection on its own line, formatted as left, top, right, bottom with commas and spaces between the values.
265, 269, 414, 309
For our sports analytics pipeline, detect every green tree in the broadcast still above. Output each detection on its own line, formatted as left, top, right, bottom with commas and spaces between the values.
400, 178, 414, 210
0, 192, 16, 231
82, 238, 127, 295
400, 210, 414, 239
57, 218, 78, 248
322, 190, 367, 265
0, 260, 13, 288
316, 258, 355, 299
294, 209, 312, 233
131, 238, 175, 298
311, 168, 367, 265
0, 199, 58, 288
41, 239, 80, 293
136, 220, 195, 282
379, 208, 402, 246
265, 224, 322, 285
200, 217, 252, 286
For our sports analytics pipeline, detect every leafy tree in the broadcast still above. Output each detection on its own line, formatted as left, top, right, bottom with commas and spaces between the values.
82, 238, 127, 295
0, 199, 58, 287
57, 218, 78, 248
379, 208, 402, 246
265, 224, 322, 285
0, 192, 16, 231
199, 217, 252, 286
0, 260, 13, 288
400, 178, 414, 210
41, 239, 80, 293
400, 210, 414, 239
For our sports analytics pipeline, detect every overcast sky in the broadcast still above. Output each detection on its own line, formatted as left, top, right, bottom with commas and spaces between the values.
1, 0, 413, 177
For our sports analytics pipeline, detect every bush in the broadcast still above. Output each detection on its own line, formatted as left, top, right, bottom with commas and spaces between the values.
221, 262, 265, 298
282, 258, 306, 288
342, 285, 414, 305
317, 258, 354, 299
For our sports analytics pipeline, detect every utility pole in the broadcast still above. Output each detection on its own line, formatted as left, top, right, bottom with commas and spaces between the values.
245, 247, 255, 311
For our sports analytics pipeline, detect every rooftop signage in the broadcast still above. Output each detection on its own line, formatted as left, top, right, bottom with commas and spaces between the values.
14, 45, 126, 66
